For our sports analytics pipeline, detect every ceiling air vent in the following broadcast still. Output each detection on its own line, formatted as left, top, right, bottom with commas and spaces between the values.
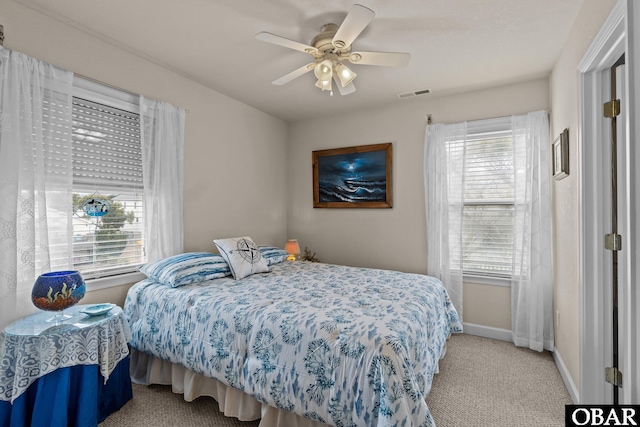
397, 89, 431, 99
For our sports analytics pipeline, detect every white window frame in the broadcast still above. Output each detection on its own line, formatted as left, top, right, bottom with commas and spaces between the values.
72, 76, 146, 290
458, 118, 515, 288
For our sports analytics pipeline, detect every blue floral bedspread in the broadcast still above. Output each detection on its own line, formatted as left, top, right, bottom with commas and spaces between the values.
125, 261, 462, 427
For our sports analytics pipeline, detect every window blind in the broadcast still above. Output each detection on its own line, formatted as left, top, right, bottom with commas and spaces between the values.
463, 132, 513, 201
72, 97, 142, 191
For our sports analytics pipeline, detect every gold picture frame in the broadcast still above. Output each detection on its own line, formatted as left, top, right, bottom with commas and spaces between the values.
553, 128, 569, 180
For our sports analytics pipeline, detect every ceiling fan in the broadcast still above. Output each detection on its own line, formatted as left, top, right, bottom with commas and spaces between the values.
255, 4, 410, 96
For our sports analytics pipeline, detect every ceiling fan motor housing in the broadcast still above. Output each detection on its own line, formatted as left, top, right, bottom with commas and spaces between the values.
311, 24, 350, 56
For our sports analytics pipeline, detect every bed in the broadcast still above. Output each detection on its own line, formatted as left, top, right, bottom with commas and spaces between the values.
124, 244, 462, 427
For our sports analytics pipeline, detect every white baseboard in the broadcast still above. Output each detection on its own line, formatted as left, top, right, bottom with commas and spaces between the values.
462, 322, 512, 342
552, 349, 579, 404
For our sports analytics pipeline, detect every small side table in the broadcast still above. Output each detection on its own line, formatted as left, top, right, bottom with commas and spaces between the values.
0, 304, 133, 427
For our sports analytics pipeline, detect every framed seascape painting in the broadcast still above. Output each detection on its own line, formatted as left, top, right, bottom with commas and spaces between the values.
312, 143, 392, 208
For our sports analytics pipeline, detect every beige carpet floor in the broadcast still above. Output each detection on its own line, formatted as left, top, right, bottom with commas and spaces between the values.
99, 334, 571, 427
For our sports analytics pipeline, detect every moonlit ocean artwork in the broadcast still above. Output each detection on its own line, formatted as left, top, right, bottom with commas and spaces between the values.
317, 150, 387, 203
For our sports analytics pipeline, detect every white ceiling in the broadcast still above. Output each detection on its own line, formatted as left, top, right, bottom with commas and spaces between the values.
18, 0, 584, 122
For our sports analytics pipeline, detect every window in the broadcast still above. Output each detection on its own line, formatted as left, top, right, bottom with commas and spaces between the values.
70, 78, 145, 280
447, 118, 515, 282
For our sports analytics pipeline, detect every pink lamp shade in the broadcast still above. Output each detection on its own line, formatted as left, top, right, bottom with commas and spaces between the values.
285, 239, 301, 261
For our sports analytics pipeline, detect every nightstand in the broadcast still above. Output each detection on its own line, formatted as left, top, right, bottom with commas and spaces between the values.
0, 304, 133, 427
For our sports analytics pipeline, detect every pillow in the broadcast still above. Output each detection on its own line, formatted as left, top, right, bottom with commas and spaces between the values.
258, 246, 289, 266
140, 252, 230, 287
213, 236, 270, 280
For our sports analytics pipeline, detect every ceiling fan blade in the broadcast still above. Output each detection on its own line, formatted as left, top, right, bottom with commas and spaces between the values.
333, 74, 356, 95
348, 51, 411, 67
332, 4, 375, 49
256, 32, 319, 55
272, 63, 315, 86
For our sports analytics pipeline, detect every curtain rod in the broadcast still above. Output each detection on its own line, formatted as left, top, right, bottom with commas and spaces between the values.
75, 73, 188, 113
425, 110, 550, 124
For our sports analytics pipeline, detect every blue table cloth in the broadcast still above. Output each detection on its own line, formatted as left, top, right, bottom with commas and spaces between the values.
0, 305, 132, 427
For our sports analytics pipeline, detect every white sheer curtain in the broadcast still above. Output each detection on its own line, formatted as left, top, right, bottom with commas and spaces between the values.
511, 111, 554, 351
140, 96, 185, 261
424, 111, 553, 351
424, 122, 466, 318
0, 47, 74, 328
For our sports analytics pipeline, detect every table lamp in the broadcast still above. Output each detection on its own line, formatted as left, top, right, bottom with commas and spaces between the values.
285, 239, 301, 261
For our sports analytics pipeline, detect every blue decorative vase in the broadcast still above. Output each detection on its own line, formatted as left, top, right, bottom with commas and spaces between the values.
31, 271, 86, 312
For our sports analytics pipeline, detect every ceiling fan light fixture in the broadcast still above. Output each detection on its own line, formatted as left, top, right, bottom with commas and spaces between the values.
335, 63, 357, 87
315, 78, 332, 92
314, 60, 333, 83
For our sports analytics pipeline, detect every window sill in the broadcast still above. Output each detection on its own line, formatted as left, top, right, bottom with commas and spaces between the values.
463, 273, 512, 287
86, 271, 146, 291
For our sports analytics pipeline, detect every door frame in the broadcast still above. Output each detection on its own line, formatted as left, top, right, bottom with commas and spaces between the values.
578, 0, 639, 404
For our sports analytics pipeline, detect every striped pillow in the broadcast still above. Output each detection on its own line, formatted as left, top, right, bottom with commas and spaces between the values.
258, 246, 289, 266
140, 252, 231, 287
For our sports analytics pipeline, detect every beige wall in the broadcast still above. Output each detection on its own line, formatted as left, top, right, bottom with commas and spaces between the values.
463, 283, 511, 330
83, 285, 130, 309
549, 0, 618, 393
287, 79, 549, 330
0, 1, 289, 327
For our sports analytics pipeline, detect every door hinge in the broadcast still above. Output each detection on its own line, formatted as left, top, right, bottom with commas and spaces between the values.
605, 367, 623, 387
604, 99, 621, 117
604, 233, 622, 251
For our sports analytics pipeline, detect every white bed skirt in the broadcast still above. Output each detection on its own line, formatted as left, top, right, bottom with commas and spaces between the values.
129, 349, 329, 427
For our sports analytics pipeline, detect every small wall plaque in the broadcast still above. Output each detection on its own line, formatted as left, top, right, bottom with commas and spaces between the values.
553, 128, 569, 180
